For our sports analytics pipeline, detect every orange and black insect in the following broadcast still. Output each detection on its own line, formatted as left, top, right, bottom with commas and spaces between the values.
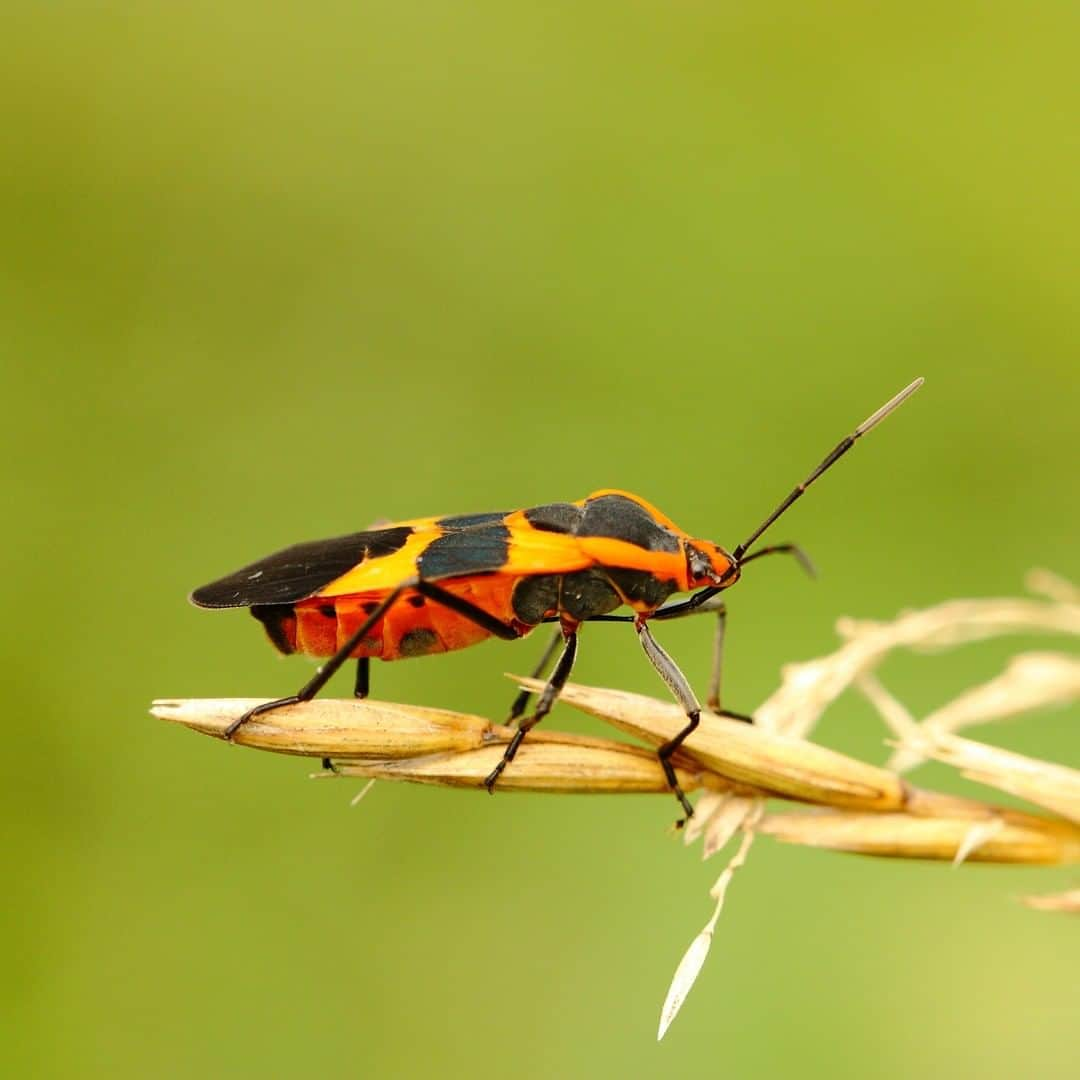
191, 379, 922, 816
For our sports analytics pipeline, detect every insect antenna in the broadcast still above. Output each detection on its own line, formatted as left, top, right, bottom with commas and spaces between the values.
732, 377, 924, 563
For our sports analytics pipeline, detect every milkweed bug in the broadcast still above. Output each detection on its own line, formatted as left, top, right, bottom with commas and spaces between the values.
191, 378, 923, 817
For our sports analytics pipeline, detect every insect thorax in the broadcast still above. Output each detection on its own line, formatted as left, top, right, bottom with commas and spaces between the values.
511, 567, 678, 625
513, 493, 686, 625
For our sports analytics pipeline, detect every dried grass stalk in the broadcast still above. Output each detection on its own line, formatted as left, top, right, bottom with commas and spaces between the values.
902, 730, 1080, 826
152, 697, 711, 795
155, 572, 1079, 1037
658, 800, 764, 1042
328, 739, 706, 795
155, 691, 1076, 864
510, 676, 908, 811
756, 574, 1080, 740
757, 809, 1079, 864
649, 573, 1079, 1034
153, 696, 498, 758
883, 652, 1080, 773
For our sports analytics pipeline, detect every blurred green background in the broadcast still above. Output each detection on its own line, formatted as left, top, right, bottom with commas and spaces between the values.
2, 4, 1077, 1077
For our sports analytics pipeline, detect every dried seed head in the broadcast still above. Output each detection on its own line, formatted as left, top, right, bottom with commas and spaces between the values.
154, 571, 1079, 1039
329, 737, 705, 795
510, 676, 907, 810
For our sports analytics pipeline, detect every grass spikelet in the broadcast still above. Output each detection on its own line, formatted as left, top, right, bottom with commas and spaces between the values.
154, 572, 1078, 1035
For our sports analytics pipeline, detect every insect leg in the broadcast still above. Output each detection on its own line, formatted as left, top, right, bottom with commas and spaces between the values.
412, 580, 521, 640
484, 628, 578, 792
407, 579, 564, 788
506, 628, 563, 725
354, 657, 370, 698
635, 618, 701, 820
322, 657, 372, 771
647, 599, 753, 722
706, 604, 726, 715
702, 604, 752, 722
229, 578, 522, 741
572, 598, 750, 722
225, 582, 414, 739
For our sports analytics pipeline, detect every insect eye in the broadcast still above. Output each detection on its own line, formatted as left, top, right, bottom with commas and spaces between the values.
686, 544, 714, 581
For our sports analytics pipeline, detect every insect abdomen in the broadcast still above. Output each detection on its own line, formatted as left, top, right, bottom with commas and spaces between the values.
254, 576, 530, 662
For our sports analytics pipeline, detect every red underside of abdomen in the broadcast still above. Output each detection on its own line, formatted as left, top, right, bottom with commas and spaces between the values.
281, 576, 528, 660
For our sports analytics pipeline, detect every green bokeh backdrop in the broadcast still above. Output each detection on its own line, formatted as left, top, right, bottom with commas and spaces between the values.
2, 5, 1077, 1077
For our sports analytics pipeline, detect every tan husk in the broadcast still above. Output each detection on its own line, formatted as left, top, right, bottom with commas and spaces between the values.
152, 697, 495, 759
327, 740, 706, 794
151, 696, 714, 795
153, 688, 1078, 864
509, 676, 908, 810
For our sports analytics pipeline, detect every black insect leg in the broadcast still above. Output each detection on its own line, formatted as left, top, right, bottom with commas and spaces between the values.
706, 603, 725, 713
322, 658, 371, 771
505, 628, 563, 726
634, 618, 701, 820
703, 605, 752, 723
354, 656, 370, 699
484, 628, 578, 793
225, 577, 521, 741
225, 583, 414, 739
650, 543, 814, 723
412, 580, 521, 640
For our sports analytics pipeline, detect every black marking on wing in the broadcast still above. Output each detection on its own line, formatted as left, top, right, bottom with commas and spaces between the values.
437, 510, 509, 529
578, 494, 681, 553
524, 502, 585, 534
190, 526, 414, 608
417, 522, 511, 580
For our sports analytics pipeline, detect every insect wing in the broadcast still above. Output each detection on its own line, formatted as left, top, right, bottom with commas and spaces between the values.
190, 521, 436, 608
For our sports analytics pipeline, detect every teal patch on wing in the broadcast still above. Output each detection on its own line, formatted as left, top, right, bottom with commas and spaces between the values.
416, 522, 512, 580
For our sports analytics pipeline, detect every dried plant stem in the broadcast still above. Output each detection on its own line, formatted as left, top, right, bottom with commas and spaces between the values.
759, 590, 1079, 740
151, 697, 711, 795
758, 810, 1078, 864
153, 692, 1077, 865
658, 800, 764, 1042
509, 677, 908, 811
155, 572, 1078, 1039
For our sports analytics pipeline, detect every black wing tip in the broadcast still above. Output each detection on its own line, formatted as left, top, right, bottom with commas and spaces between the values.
189, 582, 251, 609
